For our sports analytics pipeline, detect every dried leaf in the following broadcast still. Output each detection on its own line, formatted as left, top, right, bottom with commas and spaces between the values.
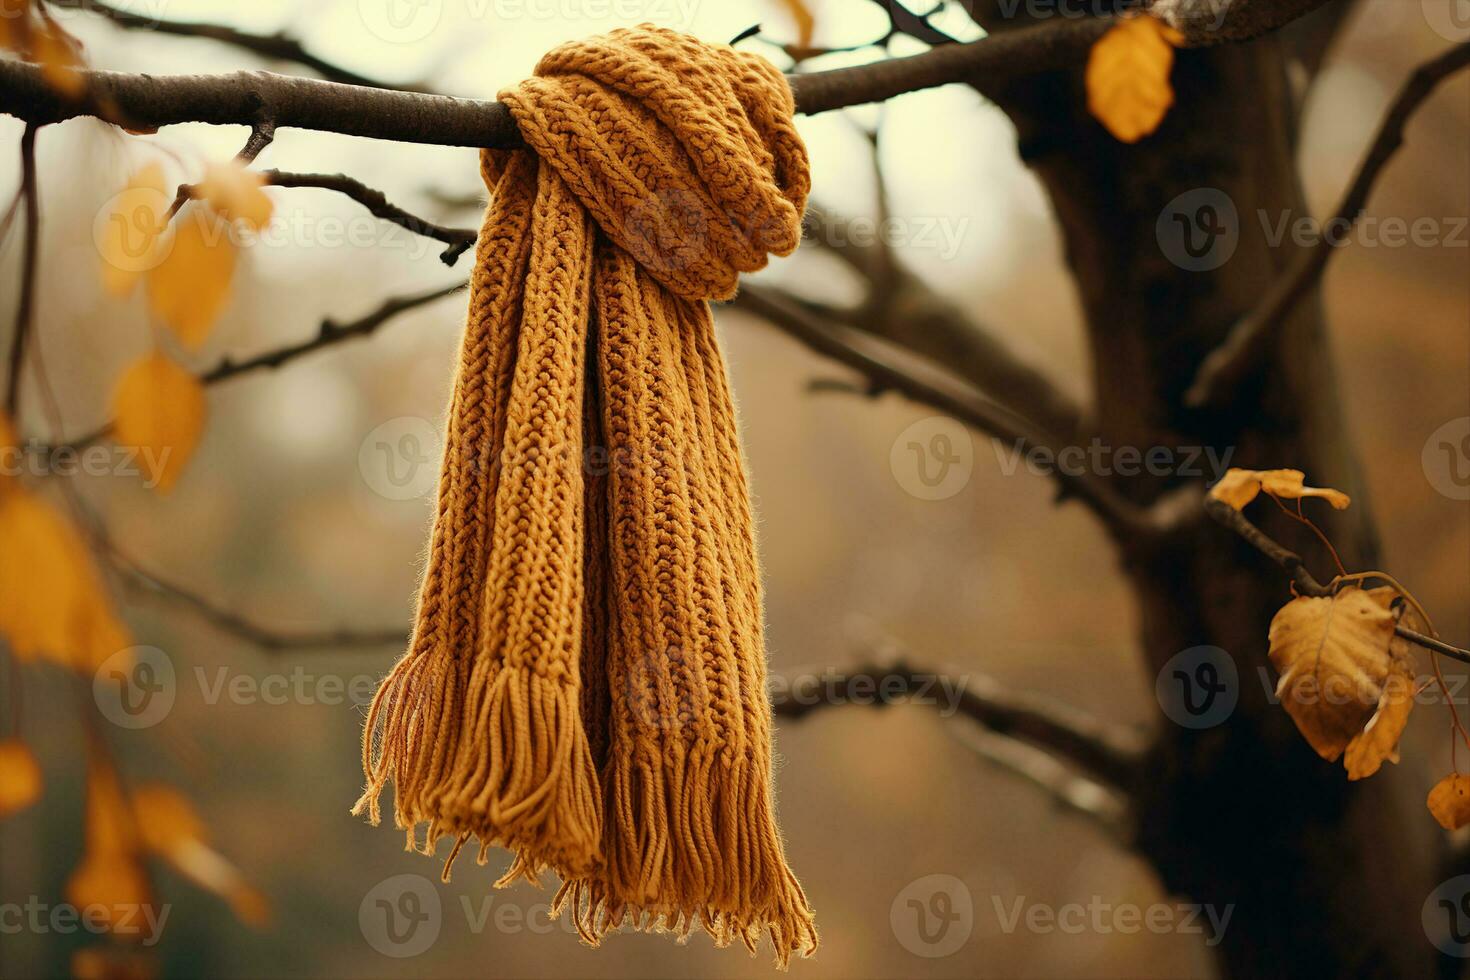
0, 487, 130, 670
774, 0, 815, 49
111, 351, 206, 493
98, 163, 172, 298
1086, 14, 1184, 144
1343, 651, 1414, 779
1268, 587, 1397, 761
69, 760, 155, 938
1430, 773, 1470, 830
132, 784, 270, 927
145, 208, 236, 349
32, 22, 85, 98
194, 162, 273, 231
1210, 467, 1352, 512
0, 738, 42, 816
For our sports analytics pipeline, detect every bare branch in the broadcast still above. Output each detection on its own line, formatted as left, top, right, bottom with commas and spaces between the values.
1185, 41, 1470, 409
730, 281, 1154, 538
45, 0, 428, 92
1203, 495, 1470, 665
4, 124, 40, 419
260, 171, 477, 265
1, 19, 1136, 144
772, 658, 1145, 792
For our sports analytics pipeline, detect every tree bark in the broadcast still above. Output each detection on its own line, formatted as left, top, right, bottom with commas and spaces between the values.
979, 23, 1445, 980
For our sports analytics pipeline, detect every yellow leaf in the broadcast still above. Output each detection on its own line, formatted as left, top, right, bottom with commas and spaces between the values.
1085, 14, 1184, 144
32, 22, 85, 98
1268, 587, 1398, 762
773, 0, 815, 49
1346, 620, 1411, 781
145, 208, 236, 349
98, 163, 172, 298
66, 854, 153, 934
1430, 773, 1470, 830
0, 488, 130, 671
111, 352, 206, 493
0, 739, 42, 816
194, 162, 273, 231
1209, 467, 1351, 511
0, 408, 17, 486
132, 783, 270, 927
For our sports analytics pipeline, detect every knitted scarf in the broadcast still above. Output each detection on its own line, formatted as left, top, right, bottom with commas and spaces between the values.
354, 26, 816, 964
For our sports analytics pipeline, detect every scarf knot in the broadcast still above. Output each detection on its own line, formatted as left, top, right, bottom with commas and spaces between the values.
497, 26, 809, 302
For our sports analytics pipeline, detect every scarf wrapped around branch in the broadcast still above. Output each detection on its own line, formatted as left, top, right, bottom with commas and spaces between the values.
354, 26, 816, 964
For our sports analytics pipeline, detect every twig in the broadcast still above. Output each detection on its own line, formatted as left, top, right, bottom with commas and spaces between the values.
260, 171, 477, 265
57, 280, 467, 451
4, 124, 40, 419
731, 281, 1153, 538
45, 0, 428, 92
1185, 41, 1470, 409
772, 658, 1145, 792
1203, 495, 1470, 665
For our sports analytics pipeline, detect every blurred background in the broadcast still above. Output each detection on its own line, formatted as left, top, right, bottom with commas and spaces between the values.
0, 0, 1466, 977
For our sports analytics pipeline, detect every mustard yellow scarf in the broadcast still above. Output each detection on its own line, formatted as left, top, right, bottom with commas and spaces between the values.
354, 26, 816, 964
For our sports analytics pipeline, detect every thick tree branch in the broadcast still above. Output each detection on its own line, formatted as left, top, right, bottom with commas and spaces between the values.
1204, 495, 1470, 665
773, 657, 1145, 792
45, 0, 427, 92
1185, 41, 1470, 409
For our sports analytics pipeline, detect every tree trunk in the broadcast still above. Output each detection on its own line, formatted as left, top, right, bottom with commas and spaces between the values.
983, 27, 1445, 980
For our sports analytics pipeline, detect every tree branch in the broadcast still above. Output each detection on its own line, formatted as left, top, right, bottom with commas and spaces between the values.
1203, 495, 1470, 666
45, 0, 428, 92
1185, 41, 1470, 409
772, 657, 1145, 792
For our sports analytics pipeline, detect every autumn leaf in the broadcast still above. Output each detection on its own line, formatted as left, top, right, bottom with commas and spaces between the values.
111, 351, 206, 493
1086, 14, 1185, 144
133, 784, 270, 927
68, 759, 155, 937
1343, 623, 1416, 780
773, 0, 815, 50
1268, 586, 1398, 762
0, 739, 42, 817
1210, 468, 1352, 512
0, 408, 17, 485
194, 161, 273, 231
145, 207, 236, 349
0, 487, 130, 671
32, 21, 85, 98
1429, 773, 1470, 830
98, 163, 173, 298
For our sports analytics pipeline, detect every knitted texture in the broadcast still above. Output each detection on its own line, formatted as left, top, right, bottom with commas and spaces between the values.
354, 26, 816, 964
